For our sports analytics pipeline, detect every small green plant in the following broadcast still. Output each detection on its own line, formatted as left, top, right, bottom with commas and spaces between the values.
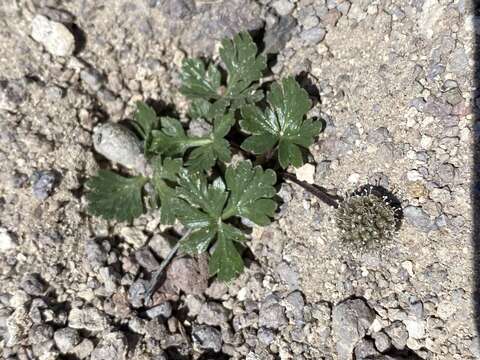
85, 32, 400, 288
85, 32, 323, 283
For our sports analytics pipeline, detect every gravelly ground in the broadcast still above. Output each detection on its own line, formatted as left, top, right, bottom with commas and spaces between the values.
0, 0, 478, 359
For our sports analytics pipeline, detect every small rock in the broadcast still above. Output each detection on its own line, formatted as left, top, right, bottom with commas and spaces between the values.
276, 262, 299, 289
0, 228, 16, 252
84, 239, 108, 271
31, 15, 75, 56
403, 206, 436, 232
98, 267, 119, 295
272, 0, 295, 15
205, 281, 228, 299
197, 302, 230, 326
384, 321, 408, 350
284, 291, 305, 324
29, 324, 54, 344
149, 234, 175, 259
21, 273, 47, 296
192, 325, 222, 352
0, 78, 27, 111
332, 299, 375, 360
257, 327, 275, 345
404, 318, 425, 339
354, 339, 380, 359
372, 331, 391, 352
31, 170, 57, 200
295, 163, 316, 184
184, 294, 204, 317
263, 15, 297, 54
68, 307, 109, 332
93, 123, 148, 175
135, 247, 160, 271
259, 296, 288, 330
80, 68, 104, 92
146, 302, 173, 319
300, 26, 326, 44
128, 279, 148, 308
90, 332, 127, 360
54, 328, 81, 353
166, 257, 208, 295
119, 227, 147, 249
72, 338, 94, 359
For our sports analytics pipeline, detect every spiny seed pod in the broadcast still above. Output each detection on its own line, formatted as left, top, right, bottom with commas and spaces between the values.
336, 185, 400, 247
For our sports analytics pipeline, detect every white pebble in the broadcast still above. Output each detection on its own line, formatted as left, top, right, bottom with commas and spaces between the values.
295, 163, 315, 184
0, 228, 16, 252
31, 15, 75, 57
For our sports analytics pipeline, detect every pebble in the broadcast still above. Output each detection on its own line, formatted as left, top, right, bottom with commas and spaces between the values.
68, 307, 110, 332
166, 257, 208, 295
135, 247, 160, 271
272, 0, 295, 16
259, 295, 288, 330
31, 15, 75, 57
384, 321, 408, 350
300, 27, 326, 44
90, 332, 127, 360
54, 328, 81, 353
372, 331, 391, 352
295, 163, 316, 184
276, 262, 299, 289
0, 228, 16, 252
146, 302, 173, 319
192, 325, 222, 352
31, 170, 57, 200
257, 327, 275, 345
29, 324, 54, 344
197, 302, 230, 326
149, 234, 175, 259
20, 273, 47, 296
354, 339, 380, 359
93, 123, 148, 175
403, 206, 436, 232
0, 78, 27, 111
73, 338, 95, 359
332, 299, 375, 360
128, 279, 148, 308
80, 68, 104, 92
119, 227, 147, 249
263, 15, 297, 54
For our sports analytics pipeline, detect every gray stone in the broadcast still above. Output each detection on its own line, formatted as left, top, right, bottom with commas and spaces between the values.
80, 68, 104, 91
0, 228, 16, 252
284, 291, 305, 323
146, 302, 173, 319
332, 299, 375, 360
436, 163, 456, 183
91, 332, 127, 360
29, 324, 54, 344
272, 0, 295, 15
384, 321, 408, 350
73, 338, 95, 359
0, 78, 27, 112
54, 327, 81, 353
166, 257, 208, 295
93, 123, 148, 175
192, 325, 222, 352
197, 302, 230, 326
84, 239, 108, 271
31, 170, 57, 200
257, 327, 275, 345
149, 234, 175, 259
354, 339, 380, 359
263, 16, 297, 54
184, 294, 204, 317
21, 273, 47, 296
403, 206, 436, 232
128, 279, 148, 308
98, 267, 119, 295
367, 127, 391, 144
135, 247, 160, 271
300, 27, 326, 44
372, 331, 391, 352
259, 296, 288, 329
31, 15, 75, 56
276, 262, 299, 289
68, 307, 110, 332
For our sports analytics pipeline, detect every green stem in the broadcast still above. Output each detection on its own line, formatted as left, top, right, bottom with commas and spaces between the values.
187, 137, 213, 147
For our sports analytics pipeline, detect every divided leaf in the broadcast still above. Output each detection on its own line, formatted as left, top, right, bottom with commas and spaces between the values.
132, 101, 158, 155
86, 170, 147, 222
180, 32, 266, 117
240, 77, 322, 168
175, 161, 277, 281
223, 161, 277, 226
152, 157, 183, 224
150, 115, 233, 172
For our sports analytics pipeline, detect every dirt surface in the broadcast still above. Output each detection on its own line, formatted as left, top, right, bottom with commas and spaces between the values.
0, 0, 478, 359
